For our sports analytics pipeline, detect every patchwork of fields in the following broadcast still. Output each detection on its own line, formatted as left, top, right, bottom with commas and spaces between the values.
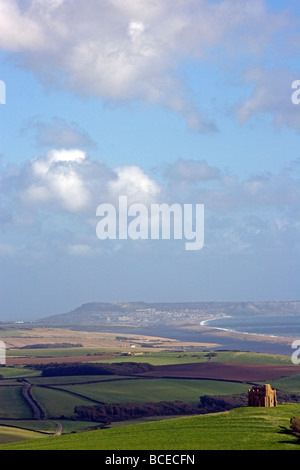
0, 330, 300, 450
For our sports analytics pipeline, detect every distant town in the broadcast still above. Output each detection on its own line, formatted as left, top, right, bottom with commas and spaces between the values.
34, 300, 300, 326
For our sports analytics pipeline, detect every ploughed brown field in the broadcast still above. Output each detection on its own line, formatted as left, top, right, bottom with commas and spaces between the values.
6, 356, 300, 383
137, 362, 300, 383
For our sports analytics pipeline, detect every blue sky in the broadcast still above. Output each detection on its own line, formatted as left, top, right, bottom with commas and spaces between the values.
0, 0, 299, 320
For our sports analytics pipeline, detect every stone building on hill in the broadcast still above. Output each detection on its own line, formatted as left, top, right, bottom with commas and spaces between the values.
248, 384, 277, 407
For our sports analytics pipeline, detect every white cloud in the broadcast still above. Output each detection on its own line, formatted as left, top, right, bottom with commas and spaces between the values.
1, 152, 299, 260
21, 149, 92, 212
1, 0, 297, 130
107, 166, 161, 205
0, 0, 44, 50
15, 149, 161, 215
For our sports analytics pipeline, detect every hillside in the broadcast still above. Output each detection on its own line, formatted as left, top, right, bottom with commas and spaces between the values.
40, 300, 300, 324
1, 404, 300, 450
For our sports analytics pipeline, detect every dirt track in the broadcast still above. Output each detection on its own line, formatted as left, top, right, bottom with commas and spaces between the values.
22, 381, 46, 420
137, 362, 300, 383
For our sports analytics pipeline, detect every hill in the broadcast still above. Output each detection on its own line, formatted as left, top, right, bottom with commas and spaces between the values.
1, 404, 300, 450
40, 300, 300, 324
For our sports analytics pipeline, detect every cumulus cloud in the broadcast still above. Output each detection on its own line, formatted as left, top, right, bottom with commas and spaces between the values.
1, 151, 299, 260
107, 165, 161, 205
0, 147, 164, 258
0, 0, 44, 50
1, 0, 297, 131
20, 149, 91, 212
9, 148, 161, 216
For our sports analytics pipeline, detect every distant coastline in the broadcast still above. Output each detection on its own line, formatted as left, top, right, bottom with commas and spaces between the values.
199, 315, 232, 328
198, 314, 300, 341
200, 315, 281, 339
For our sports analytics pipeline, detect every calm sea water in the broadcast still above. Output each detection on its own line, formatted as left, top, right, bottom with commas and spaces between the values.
75, 315, 299, 355
204, 315, 300, 339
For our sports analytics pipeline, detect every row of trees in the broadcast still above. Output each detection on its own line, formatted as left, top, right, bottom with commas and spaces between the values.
74, 394, 249, 424
74, 401, 201, 423
38, 361, 155, 377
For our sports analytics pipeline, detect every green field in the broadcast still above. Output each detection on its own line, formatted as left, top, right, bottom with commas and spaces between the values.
0, 426, 49, 445
1, 347, 300, 450
0, 419, 103, 445
1, 404, 300, 450
50, 378, 249, 405
5, 348, 295, 365
1, 376, 248, 420
0, 386, 32, 419
32, 386, 100, 418
93, 350, 296, 366
0, 367, 40, 379
270, 374, 300, 393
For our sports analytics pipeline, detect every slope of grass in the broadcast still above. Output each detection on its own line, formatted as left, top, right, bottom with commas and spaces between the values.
32, 387, 100, 418
0, 420, 57, 434
1, 404, 300, 450
0, 367, 40, 378
0, 387, 32, 419
270, 374, 300, 393
0, 426, 48, 445
209, 351, 294, 365
0, 419, 106, 441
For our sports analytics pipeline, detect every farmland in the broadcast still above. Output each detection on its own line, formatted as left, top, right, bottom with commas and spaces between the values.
0, 325, 300, 450
2, 404, 300, 450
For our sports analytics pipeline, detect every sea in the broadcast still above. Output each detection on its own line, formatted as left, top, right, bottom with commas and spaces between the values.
69, 313, 300, 356
86, 314, 300, 356
201, 314, 300, 339
141, 316, 300, 356
195, 314, 300, 356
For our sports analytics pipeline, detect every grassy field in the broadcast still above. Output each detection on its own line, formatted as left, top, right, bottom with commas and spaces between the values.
0, 420, 58, 434
0, 419, 103, 445
90, 350, 296, 366
0, 387, 32, 419
50, 378, 249, 405
1, 341, 299, 450
31, 386, 100, 418
0, 376, 248, 420
5, 348, 295, 365
270, 374, 300, 393
1, 404, 299, 450
0, 426, 49, 445
0, 367, 40, 379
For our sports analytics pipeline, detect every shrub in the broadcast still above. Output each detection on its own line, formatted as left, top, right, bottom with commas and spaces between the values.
290, 416, 300, 441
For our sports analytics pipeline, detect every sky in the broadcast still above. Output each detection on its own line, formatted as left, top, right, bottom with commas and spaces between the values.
0, 0, 299, 321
